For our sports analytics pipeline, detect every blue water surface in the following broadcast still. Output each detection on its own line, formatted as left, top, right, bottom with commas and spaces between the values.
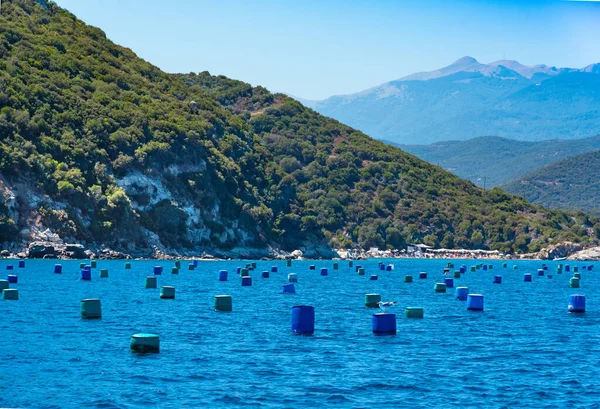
1, 258, 599, 408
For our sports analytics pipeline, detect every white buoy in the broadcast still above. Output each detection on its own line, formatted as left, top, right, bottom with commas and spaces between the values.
80, 298, 102, 319
160, 286, 175, 299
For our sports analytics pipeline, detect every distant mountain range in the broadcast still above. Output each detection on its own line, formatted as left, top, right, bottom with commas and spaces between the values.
503, 150, 600, 216
396, 135, 600, 188
300, 57, 600, 144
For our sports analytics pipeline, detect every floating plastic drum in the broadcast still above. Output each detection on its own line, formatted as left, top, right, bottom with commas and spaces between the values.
372, 313, 396, 335
320, 268, 328, 276
493, 275, 502, 284
447, 262, 454, 269
455, 286, 469, 300
444, 278, 454, 288
160, 286, 175, 299
570, 277, 580, 288
188, 263, 195, 270
214, 295, 232, 311
171, 267, 179, 275
79, 263, 85, 269
91, 261, 97, 268
557, 267, 563, 275
219, 270, 228, 281
454, 271, 461, 278
282, 284, 295, 294
568, 295, 585, 313
193, 260, 198, 267
434, 283, 447, 293
488, 265, 493, 270
588, 265, 593, 271
386, 265, 392, 271
309, 265, 315, 270
18, 260, 25, 268
0, 280, 8, 291
543, 265, 548, 271
349, 261, 354, 268
291, 305, 315, 335
261, 271, 269, 278
524, 274, 532, 282
7, 275, 17, 284
241, 276, 252, 287
271, 266, 278, 273
288, 273, 298, 283
3, 289, 18, 300
380, 264, 385, 271
333, 263, 339, 270
404, 275, 413, 283
502, 263, 507, 268
54, 264, 62, 274
81, 270, 91, 281
175, 260, 181, 269
443, 268, 450, 274
252, 262, 257, 269
356, 265, 362, 272
460, 265, 466, 274
419, 272, 427, 279
483, 265, 488, 271
100, 269, 109, 278
467, 294, 484, 311
565, 265, 570, 272
130, 334, 160, 354
470, 266, 476, 272
236, 267, 242, 275
369, 275, 377, 281
145, 276, 157, 289
547, 274, 553, 279
574, 266, 579, 273
513, 265, 518, 270
287, 259, 292, 267
405, 307, 424, 319
153, 266, 163, 275
358, 268, 365, 276
573, 273, 581, 279
365, 293, 381, 308
80, 298, 102, 319
125, 263, 131, 270
537, 269, 544, 276
240, 268, 249, 277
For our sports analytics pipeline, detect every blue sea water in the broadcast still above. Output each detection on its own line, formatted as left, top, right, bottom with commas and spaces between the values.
1, 258, 599, 408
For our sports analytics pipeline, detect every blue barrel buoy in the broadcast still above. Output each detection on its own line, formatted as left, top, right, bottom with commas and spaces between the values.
574, 266, 579, 273
214, 295, 232, 311
287, 259, 292, 267
570, 277, 580, 288
54, 264, 62, 274
240, 268, 249, 277
470, 266, 476, 272
282, 284, 296, 294
467, 294, 484, 311
537, 269, 544, 276
320, 268, 328, 276
171, 267, 179, 275
455, 286, 469, 301
355, 265, 362, 272
568, 294, 585, 313
7, 274, 18, 283
130, 333, 160, 353
502, 263, 507, 268
193, 260, 198, 267
333, 263, 338, 270
459, 265, 466, 274
81, 269, 91, 281
219, 270, 228, 281
513, 265, 518, 270
453, 271, 461, 278
125, 262, 131, 270
271, 266, 278, 273
188, 263, 195, 270
261, 271, 269, 278
588, 265, 593, 271
444, 278, 454, 288
236, 267, 242, 275
372, 313, 396, 335
309, 265, 315, 270
443, 268, 450, 275
379, 264, 385, 271
79, 263, 85, 269
18, 260, 25, 268
419, 272, 427, 279
357, 268, 365, 276
404, 275, 413, 283
488, 264, 493, 270
175, 260, 181, 269
565, 265, 570, 272
251, 262, 257, 269
386, 265, 392, 271
524, 273, 532, 282
241, 276, 252, 287
291, 306, 315, 335
348, 261, 353, 268
153, 266, 163, 275
493, 275, 502, 284
543, 265, 548, 271
482, 265, 488, 271
370, 275, 378, 281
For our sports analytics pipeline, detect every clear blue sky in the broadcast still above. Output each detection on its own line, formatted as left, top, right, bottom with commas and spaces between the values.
53, 0, 600, 100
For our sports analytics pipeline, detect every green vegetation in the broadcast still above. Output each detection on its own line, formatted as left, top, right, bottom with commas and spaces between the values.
503, 151, 600, 216
0, 0, 598, 254
396, 135, 600, 188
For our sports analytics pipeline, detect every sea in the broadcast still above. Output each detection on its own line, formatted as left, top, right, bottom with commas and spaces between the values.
1, 258, 599, 408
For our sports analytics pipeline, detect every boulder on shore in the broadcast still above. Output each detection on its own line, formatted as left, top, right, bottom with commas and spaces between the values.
28, 242, 56, 258
537, 242, 584, 260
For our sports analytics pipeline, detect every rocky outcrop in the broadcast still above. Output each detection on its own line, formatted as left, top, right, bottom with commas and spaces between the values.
28, 242, 56, 258
568, 247, 600, 261
537, 242, 584, 260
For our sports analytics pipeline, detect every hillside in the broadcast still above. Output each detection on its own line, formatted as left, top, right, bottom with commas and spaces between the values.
303, 57, 600, 145
503, 151, 600, 216
396, 135, 600, 188
0, 0, 598, 257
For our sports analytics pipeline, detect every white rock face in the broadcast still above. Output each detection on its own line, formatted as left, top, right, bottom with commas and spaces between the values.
116, 172, 173, 211
569, 247, 600, 261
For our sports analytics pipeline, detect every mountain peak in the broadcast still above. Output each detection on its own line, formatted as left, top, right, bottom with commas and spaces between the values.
453, 56, 479, 66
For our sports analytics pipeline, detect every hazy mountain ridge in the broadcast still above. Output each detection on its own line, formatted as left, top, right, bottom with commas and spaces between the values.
396, 135, 600, 188
304, 57, 600, 144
